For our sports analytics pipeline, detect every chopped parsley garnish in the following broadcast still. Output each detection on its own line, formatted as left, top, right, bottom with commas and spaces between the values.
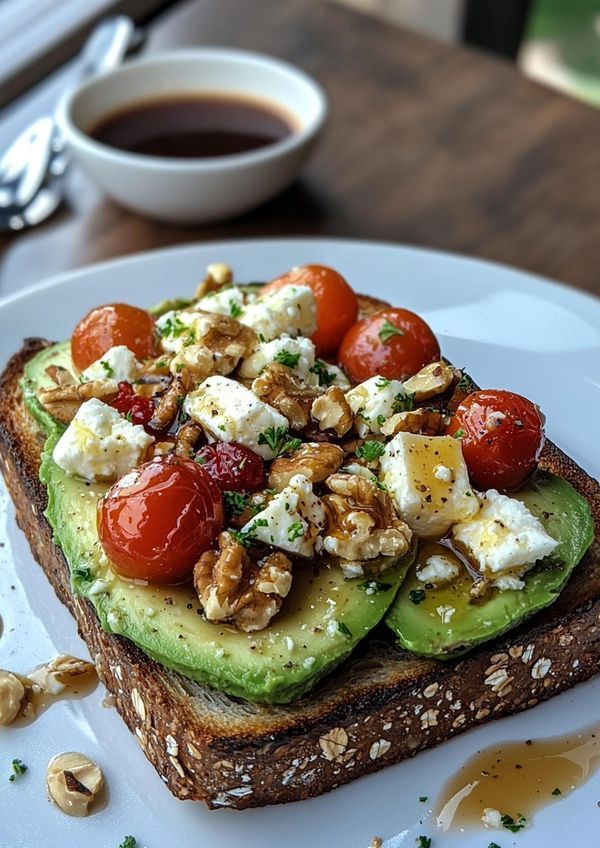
416, 837, 431, 848
309, 359, 336, 387
230, 518, 268, 548
392, 390, 415, 413
374, 479, 388, 491
379, 319, 405, 343
157, 315, 188, 339
100, 360, 114, 378
72, 564, 92, 581
229, 300, 243, 319
455, 373, 471, 392
359, 580, 392, 594
376, 413, 386, 425
487, 843, 501, 848
419, 795, 428, 802
274, 349, 301, 368
258, 426, 302, 457
336, 620, 352, 638
452, 428, 466, 439
376, 377, 390, 388
223, 491, 250, 517
287, 521, 304, 542
501, 814, 526, 833
409, 588, 426, 605
9, 759, 28, 782
118, 838, 137, 848
125, 410, 133, 422
355, 441, 386, 462
551, 787, 561, 795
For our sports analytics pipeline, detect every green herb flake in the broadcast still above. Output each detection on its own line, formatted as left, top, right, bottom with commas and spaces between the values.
157, 315, 188, 339
118, 838, 137, 848
416, 837, 431, 848
72, 564, 92, 581
355, 441, 386, 462
9, 759, 28, 782
419, 795, 428, 802
229, 300, 243, 319
487, 843, 501, 848
379, 319, 405, 343
274, 349, 301, 369
392, 390, 415, 413
100, 360, 114, 378
230, 518, 267, 548
501, 814, 526, 833
376, 377, 391, 388
258, 426, 302, 457
452, 428, 466, 439
552, 787, 562, 796
309, 359, 336, 387
359, 580, 392, 594
455, 373, 471, 392
287, 521, 305, 542
409, 588, 426, 605
223, 491, 250, 517
336, 620, 352, 638
376, 413, 387, 425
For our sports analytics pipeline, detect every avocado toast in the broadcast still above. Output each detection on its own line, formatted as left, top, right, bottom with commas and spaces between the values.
0, 266, 598, 809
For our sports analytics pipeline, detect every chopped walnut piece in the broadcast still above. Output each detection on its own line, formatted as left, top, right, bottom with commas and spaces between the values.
380, 408, 444, 437
38, 380, 119, 424
175, 422, 203, 457
194, 262, 234, 299
45, 365, 76, 387
148, 373, 190, 430
195, 310, 257, 375
322, 473, 412, 568
403, 361, 454, 401
268, 442, 344, 490
194, 531, 293, 632
169, 345, 214, 382
252, 363, 321, 430
311, 386, 353, 437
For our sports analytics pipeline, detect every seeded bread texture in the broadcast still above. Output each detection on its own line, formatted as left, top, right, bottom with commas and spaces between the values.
0, 307, 598, 809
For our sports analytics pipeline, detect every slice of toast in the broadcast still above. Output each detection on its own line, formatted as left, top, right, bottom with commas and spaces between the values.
0, 334, 598, 810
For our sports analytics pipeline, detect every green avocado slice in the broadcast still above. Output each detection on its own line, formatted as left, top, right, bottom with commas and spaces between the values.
24, 342, 414, 704
385, 472, 594, 658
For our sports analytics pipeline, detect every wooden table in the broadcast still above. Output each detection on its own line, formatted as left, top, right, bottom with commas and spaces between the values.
2, 0, 600, 297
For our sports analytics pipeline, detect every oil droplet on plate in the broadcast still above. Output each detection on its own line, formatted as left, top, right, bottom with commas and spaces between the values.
436, 724, 600, 831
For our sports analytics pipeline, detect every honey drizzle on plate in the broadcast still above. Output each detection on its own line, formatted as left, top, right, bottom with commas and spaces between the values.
436, 724, 600, 831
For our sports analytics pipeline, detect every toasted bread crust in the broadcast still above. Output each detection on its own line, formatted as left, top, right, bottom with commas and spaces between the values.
0, 323, 598, 809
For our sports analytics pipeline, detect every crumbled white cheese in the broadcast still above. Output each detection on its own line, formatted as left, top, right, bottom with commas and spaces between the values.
185, 375, 288, 460
240, 285, 317, 341
80, 345, 140, 383
417, 555, 460, 587
195, 286, 245, 318
345, 376, 407, 437
380, 433, 479, 537
452, 489, 557, 585
239, 334, 316, 381
52, 398, 153, 482
155, 309, 198, 354
433, 464, 453, 483
241, 473, 325, 557
481, 808, 502, 829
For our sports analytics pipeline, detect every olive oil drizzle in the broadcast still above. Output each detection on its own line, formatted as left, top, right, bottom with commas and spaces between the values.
435, 724, 600, 831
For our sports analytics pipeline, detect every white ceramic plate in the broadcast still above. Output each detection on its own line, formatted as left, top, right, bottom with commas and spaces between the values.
1, 239, 599, 848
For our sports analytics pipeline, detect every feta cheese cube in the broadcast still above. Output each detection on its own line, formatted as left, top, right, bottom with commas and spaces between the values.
52, 398, 153, 482
417, 554, 460, 587
239, 334, 316, 381
345, 376, 408, 437
241, 473, 325, 557
380, 433, 479, 537
240, 285, 316, 341
185, 375, 289, 460
156, 310, 198, 354
452, 489, 557, 584
80, 345, 140, 383
195, 286, 245, 318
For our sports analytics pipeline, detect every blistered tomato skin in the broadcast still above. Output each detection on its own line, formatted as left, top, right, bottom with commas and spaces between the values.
261, 264, 358, 356
71, 303, 157, 372
339, 307, 440, 382
196, 442, 265, 492
446, 390, 544, 491
98, 456, 224, 584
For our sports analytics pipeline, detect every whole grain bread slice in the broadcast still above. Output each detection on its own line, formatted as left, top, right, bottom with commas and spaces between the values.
0, 333, 598, 809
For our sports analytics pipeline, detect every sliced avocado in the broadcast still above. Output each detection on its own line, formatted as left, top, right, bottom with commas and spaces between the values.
25, 343, 414, 703
385, 472, 594, 658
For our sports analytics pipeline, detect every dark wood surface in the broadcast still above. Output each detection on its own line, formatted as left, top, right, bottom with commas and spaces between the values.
1, 0, 600, 297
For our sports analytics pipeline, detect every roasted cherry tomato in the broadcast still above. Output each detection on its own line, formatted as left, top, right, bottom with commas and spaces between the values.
446, 389, 544, 491
98, 455, 224, 584
339, 307, 440, 382
261, 264, 358, 357
111, 382, 155, 430
196, 442, 265, 492
71, 303, 157, 372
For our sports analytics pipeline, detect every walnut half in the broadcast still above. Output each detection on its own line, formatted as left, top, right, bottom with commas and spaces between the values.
268, 442, 344, 490
194, 531, 293, 632
403, 361, 454, 401
322, 473, 412, 570
311, 386, 353, 436
380, 408, 444, 437
252, 363, 321, 430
